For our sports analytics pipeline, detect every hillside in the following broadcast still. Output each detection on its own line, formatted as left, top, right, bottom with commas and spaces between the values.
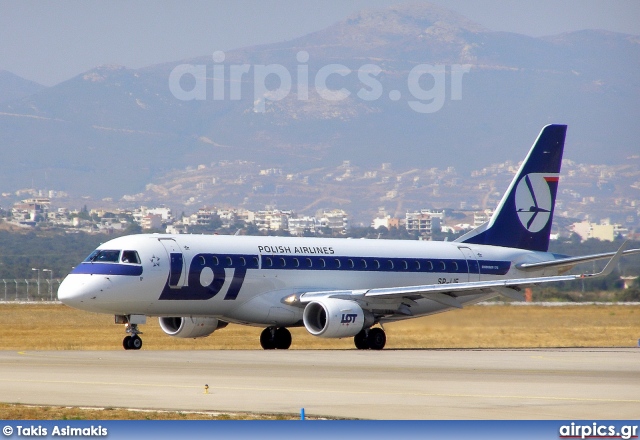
0, 3, 638, 199
0, 70, 45, 104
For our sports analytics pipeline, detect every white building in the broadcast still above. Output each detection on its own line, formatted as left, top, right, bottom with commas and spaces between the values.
571, 219, 627, 242
141, 214, 162, 230
319, 209, 349, 234
405, 209, 443, 235
288, 216, 318, 236
474, 209, 493, 227
254, 210, 292, 231
146, 207, 172, 221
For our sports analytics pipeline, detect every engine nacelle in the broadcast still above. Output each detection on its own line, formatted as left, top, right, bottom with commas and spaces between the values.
158, 316, 228, 339
303, 298, 374, 338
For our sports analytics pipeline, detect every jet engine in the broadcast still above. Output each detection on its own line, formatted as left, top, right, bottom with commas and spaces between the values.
159, 316, 228, 338
303, 298, 374, 338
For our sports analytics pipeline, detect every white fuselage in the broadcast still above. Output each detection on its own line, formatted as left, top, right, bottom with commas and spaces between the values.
58, 234, 556, 327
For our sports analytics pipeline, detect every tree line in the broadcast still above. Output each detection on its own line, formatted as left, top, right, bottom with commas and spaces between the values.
0, 228, 637, 299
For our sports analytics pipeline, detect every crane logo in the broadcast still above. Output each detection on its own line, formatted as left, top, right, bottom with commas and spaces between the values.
515, 173, 558, 233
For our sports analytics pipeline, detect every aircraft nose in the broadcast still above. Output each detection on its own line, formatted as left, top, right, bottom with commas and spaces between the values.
57, 275, 90, 306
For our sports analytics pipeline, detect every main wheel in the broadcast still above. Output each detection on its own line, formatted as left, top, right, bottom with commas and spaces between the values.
122, 335, 132, 350
274, 327, 292, 350
367, 328, 386, 350
354, 330, 369, 350
130, 335, 143, 350
260, 327, 276, 350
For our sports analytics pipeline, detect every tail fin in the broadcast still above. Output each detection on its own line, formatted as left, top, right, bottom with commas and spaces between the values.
456, 124, 567, 252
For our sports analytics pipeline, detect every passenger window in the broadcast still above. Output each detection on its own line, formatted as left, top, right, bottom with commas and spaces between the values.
239, 257, 246, 267
292, 258, 299, 268
360, 259, 367, 269
347, 259, 354, 269
439, 261, 446, 271
212, 256, 219, 266
305, 258, 312, 268
426, 261, 433, 271
197, 256, 206, 266
279, 257, 286, 267
452, 262, 459, 271
225, 257, 233, 266
401, 260, 408, 270
121, 250, 141, 264
415, 260, 420, 270
387, 260, 394, 270
252, 256, 259, 267
373, 260, 380, 269
335, 258, 341, 269
264, 257, 273, 267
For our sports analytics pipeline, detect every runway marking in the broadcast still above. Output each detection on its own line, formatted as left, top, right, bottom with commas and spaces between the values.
1, 378, 639, 405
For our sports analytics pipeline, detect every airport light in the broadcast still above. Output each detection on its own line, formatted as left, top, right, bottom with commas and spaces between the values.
42, 269, 53, 301
14, 280, 18, 300
32, 268, 41, 298
24, 279, 29, 301
2, 279, 6, 301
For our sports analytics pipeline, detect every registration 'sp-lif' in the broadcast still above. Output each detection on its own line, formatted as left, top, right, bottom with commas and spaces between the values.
58, 125, 639, 350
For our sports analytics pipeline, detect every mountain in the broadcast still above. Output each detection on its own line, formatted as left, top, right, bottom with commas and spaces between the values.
0, 70, 45, 104
0, 3, 639, 200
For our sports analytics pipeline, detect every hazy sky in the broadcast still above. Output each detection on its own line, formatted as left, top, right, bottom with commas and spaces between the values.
1, 0, 639, 86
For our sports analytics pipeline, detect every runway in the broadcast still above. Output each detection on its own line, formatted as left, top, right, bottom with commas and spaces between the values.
0, 348, 639, 419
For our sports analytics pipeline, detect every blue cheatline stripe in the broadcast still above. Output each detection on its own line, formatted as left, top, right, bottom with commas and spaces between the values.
71, 263, 143, 276
193, 253, 511, 276
72, 254, 511, 277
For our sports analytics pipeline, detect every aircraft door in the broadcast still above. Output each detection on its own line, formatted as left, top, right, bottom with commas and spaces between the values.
159, 238, 186, 289
457, 246, 480, 282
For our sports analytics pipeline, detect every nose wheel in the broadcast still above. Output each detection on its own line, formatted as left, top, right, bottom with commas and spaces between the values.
123, 323, 143, 350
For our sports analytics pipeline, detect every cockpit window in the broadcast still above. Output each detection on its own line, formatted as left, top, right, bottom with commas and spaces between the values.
121, 250, 141, 264
84, 249, 121, 263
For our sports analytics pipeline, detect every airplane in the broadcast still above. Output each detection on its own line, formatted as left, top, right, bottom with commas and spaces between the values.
58, 124, 639, 350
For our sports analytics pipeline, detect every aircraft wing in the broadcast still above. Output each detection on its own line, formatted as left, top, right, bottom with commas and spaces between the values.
295, 242, 629, 309
517, 248, 640, 272
362, 274, 579, 307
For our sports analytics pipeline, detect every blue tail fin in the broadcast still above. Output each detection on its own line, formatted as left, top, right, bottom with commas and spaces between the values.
456, 124, 567, 252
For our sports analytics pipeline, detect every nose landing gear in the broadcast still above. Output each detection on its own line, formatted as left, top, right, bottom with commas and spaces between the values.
116, 315, 146, 350
123, 323, 143, 350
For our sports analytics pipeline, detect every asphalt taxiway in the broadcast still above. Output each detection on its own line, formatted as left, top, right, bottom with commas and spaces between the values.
0, 348, 638, 419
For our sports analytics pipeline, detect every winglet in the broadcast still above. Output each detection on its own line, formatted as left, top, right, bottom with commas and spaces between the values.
579, 241, 628, 279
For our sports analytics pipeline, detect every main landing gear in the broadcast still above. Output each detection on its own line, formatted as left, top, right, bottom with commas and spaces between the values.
260, 327, 292, 350
354, 327, 386, 350
123, 323, 143, 350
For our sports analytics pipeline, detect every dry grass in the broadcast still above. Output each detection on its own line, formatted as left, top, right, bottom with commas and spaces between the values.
0, 403, 308, 420
1, 303, 638, 420
0, 303, 639, 350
